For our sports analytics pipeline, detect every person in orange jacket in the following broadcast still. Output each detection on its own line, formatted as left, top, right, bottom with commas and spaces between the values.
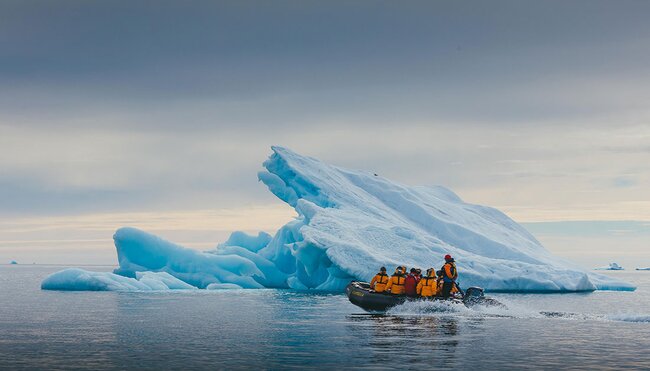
440, 254, 459, 298
370, 267, 389, 293
417, 268, 438, 297
436, 268, 458, 297
386, 267, 406, 295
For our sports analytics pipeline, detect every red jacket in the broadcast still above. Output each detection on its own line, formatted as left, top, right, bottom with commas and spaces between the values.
404, 274, 417, 296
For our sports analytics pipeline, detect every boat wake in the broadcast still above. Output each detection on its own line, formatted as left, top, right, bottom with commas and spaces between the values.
386, 298, 523, 318
604, 314, 650, 323
385, 299, 650, 323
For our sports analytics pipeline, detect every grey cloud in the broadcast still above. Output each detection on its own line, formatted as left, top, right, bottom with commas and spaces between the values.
2, 0, 650, 130
599, 145, 650, 154
1, 121, 649, 218
1, 1, 650, 218
523, 221, 650, 237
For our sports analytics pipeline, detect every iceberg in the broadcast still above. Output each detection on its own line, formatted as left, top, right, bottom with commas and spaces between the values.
636, 267, 650, 271
41, 268, 196, 291
42, 146, 635, 292
594, 263, 624, 271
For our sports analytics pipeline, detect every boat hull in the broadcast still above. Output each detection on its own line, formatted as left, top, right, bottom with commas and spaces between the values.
345, 281, 498, 312
346, 282, 407, 311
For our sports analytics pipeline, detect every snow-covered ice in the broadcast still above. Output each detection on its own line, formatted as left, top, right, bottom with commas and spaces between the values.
41, 146, 634, 292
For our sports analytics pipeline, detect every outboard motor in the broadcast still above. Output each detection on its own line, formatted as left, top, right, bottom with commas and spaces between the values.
462, 286, 485, 305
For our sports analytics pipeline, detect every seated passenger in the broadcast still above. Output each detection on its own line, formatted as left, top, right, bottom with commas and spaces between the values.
451, 283, 459, 296
370, 267, 389, 293
404, 268, 418, 297
414, 268, 422, 282
386, 267, 406, 295
436, 270, 444, 294
416, 268, 438, 297
435, 279, 459, 296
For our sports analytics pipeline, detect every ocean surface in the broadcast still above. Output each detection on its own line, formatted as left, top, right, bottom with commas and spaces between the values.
1, 265, 650, 370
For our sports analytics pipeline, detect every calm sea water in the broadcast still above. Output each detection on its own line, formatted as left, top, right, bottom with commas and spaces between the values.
1, 266, 650, 370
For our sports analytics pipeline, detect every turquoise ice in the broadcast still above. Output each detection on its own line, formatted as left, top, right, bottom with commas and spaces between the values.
42, 147, 634, 292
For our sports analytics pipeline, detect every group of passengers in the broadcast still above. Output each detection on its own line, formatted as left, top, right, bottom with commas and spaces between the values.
369, 254, 459, 299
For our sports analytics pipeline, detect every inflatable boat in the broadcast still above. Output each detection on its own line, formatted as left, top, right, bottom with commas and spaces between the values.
345, 281, 501, 311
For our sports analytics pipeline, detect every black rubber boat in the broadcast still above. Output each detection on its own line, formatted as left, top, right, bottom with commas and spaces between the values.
345, 281, 501, 311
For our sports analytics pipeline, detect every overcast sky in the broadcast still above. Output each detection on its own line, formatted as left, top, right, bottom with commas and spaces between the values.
1, 1, 649, 264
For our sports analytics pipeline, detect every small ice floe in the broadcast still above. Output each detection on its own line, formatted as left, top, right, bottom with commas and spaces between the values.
594, 263, 624, 271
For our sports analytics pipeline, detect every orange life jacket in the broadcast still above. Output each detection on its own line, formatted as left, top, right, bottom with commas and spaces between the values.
442, 262, 458, 282
417, 276, 437, 297
386, 274, 406, 295
370, 273, 389, 293
437, 276, 459, 295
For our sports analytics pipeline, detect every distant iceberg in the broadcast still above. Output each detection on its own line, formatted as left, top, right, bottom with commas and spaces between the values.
636, 267, 650, 271
42, 146, 635, 292
10, 260, 18, 265
595, 263, 624, 271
